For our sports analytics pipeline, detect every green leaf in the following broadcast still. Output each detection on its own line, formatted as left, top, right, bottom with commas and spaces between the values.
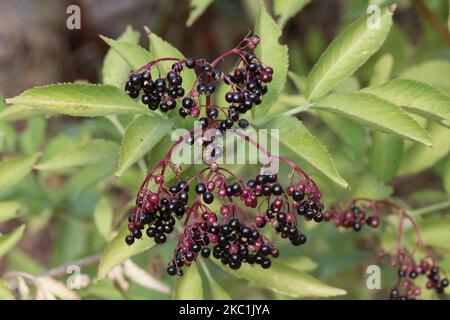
101, 36, 153, 70
116, 115, 174, 177
278, 256, 318, 272
97, 220, 155, 280
370, 132, 403, 182
0, 153, 41, 192
0, 201, 23, 224
207, 276, 231, 300
444, 157, 450, 195
254, 1, 289, 117
102, 26, 140, 88
369, 53, 393, 86
363, 79, 450, 128
314, 92, 432, 146
399, 59, 450, 90
148, 31, 196, 90
0, 122, 16, 153
19, 117, 46, 154
94, 197, 113, 241
0, 104, 53, 122
0, 225, 26, 258
0, 279, 13, 300
266, 116, 348, 188
350, 173, 393, 200
274, 0, 310, 28
52, 217, 88, 265
6, 83, 146, 117
212, 259, 346, 298
186, 0, 214, 27
35, 139, 118, 171
288, 71, 307, 93
398, 122, 450, 176
305, 6, 394, 101
411, 215, 450, 248
313, 110, 368, 159
174, 263, 203, 300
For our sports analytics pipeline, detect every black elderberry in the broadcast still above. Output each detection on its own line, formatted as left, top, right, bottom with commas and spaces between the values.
297, 205, 306, 215
390, 289, 399, 299
353, 222, 362, 232
262, 185, 272, 196
229, 218, 240, 230
207, 83, 215, 94
232, 92, 243, 103
201, 247, 211, 258
206, 107, 219, 119
191, 243, 201, 252
247, 179, 256, 189
261, 258, 271, 269
277, 212, 286, 222
201, 63, 212, 73
167, 265, 177, 276
199, 117, 209, 129
442, 278, 449, 287
159, 103, 169, 113
197, 84, 208, 95
245, 51, 255, 62
225, 92, 233, 103
195, 183, 207, 194
203, 192, 214, 204
260, 245, 270, 256
209, 225, 219, 234
221, 224, 231, 235
179, 108, 189, 117
186, 57, 196, 68
182, 97, 194, 109
272, 184, 282, 196
155, 78, 166, 91
304, 210, 315, 220
224, 118, 234, 128
164, 225, 174, 234
129, 90, 139, 98
256, 174, 267, 185
155, 233, 167, 244
132, 229, 142, 239
409, 271, 418, 279
125, 80, 133, 91
238, 119, 249, 129
130, 74, 141, 85
125, 234, 135, 245
314, 212, 324, 222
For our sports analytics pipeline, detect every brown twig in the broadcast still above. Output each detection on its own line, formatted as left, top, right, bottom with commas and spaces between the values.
411, 0, 450, 47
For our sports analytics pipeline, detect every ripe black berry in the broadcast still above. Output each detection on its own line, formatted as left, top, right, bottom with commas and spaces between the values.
182, 97, 194, 109
125, 234, 135, 245
132, 229, 142, 239
203, 192, 214, 204
167, 265, 177, 276
201, 247, 211, 258
185, 57, 195, 68
195, 183, 206, 194
206, 107, 219, 119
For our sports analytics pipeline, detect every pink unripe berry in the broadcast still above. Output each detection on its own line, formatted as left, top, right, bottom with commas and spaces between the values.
207, 181, 215, 191
220, 205, 230, 216
154, 175, 164, 185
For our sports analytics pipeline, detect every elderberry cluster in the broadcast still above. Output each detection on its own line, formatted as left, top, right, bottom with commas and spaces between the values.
323, 205, 380, 232
125, 181, 189, 245
167, 217, 278, 276
385, 256, 449, 300
125, 67, 184, 112
124, 34, 271, 131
